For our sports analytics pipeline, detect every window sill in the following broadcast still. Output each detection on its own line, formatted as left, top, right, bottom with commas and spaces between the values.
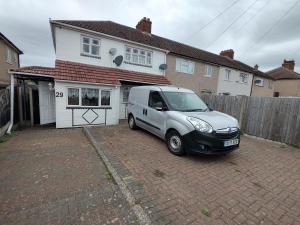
124, 61, 152, 68
175, 70, 194, 75
66, 106, 112, 109
203, 75, 212, 78
80, 53, 101, 59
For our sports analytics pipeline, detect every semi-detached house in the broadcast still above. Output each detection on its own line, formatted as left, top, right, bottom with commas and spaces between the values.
9, 17, 269, 129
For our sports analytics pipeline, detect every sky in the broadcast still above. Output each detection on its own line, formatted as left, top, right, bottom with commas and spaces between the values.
1, 0, 300, 72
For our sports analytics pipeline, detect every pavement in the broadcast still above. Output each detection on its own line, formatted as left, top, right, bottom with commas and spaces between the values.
0, 126, 138, 225
88, 122, 300, 225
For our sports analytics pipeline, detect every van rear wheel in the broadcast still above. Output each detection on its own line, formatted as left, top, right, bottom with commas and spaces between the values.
166, 130, 185, 156
128, 115, 137, 130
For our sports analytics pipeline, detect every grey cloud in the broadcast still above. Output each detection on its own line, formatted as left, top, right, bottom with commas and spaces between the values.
0, 0, 299, 73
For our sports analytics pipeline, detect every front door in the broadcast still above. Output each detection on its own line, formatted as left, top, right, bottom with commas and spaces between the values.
38, 81, 55, 125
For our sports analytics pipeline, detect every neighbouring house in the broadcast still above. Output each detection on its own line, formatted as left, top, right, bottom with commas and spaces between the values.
0, 32, 23, 88
266, 60, 300, 97
251, 64, 275, 97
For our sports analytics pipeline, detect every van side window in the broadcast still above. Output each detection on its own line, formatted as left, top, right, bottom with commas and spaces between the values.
148, 91, 166, 108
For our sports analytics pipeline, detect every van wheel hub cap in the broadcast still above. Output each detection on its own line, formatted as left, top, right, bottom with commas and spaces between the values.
129, 118, 134, 128
170, 136, 181, 152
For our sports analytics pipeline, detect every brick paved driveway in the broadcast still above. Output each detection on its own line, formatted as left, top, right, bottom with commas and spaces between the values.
0, 127, 138, 225
90, 122, 300, 225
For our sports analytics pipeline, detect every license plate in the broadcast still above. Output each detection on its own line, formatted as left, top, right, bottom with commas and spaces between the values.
224, 139, 239, 147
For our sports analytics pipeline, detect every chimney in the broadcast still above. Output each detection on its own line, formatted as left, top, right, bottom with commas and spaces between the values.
254, 64, 259, 70
220, 49, 234, 59
136, 17, 152, 33
282, 59, 295, 71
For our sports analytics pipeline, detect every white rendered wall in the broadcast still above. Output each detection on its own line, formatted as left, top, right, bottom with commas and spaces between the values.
55, 80, 120, 128
55, 27, 166, 76
217, 67, 253, 96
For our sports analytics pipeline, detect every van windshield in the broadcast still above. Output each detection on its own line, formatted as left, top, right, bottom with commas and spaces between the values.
163, 91, 208, 112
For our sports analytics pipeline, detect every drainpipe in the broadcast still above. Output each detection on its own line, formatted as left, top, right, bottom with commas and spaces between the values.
7, 74, 14, 134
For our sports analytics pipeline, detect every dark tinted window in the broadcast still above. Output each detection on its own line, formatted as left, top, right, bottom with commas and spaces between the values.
81, 88, 99, 106
148, 91, 166, 108
68, 88, 79, 105
101, 90, 110, 106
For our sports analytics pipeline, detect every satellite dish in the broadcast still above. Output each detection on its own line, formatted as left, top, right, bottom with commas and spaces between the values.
113, 55, 123, 66
159, 64, 168, 70
109, 48, 117, 56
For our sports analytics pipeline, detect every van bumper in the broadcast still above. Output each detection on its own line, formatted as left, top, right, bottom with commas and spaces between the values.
182, 130, 240, 155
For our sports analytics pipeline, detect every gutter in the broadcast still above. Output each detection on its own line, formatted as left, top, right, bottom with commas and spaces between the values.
50, 20, 169, 54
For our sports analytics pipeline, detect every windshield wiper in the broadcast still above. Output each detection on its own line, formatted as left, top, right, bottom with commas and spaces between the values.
185, 109, 206, 112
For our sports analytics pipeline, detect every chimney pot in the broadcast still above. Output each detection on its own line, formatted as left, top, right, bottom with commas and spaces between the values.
282, 59, 295, 71
136, 17, 152, 33
220, 49, 234, 59
254, 64, 259, 70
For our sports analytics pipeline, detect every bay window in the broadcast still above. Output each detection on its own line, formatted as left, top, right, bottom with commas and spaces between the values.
125, 46, 152, 66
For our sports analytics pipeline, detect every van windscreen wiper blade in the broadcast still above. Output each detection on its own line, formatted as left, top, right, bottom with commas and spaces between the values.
185, 109, 205, 112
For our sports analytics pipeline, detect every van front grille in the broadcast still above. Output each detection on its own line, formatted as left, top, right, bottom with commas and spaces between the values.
215, 130, 239, 139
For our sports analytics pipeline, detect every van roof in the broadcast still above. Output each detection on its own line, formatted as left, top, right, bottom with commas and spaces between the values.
132, 85, 194, 93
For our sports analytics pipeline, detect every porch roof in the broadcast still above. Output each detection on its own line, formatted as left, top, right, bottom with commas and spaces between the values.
10, 60, 171, 85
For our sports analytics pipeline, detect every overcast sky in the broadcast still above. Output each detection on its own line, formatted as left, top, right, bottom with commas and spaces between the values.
1, 0, 300, 72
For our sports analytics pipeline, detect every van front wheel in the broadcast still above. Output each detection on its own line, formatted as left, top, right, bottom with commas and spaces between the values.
128, 115, 137, 130
166, 130, 185, 156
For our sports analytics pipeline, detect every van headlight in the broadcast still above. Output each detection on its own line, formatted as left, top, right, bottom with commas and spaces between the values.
186, 117, 213, 133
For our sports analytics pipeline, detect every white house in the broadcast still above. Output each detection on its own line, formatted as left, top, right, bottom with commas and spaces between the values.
9, 18, 170, 129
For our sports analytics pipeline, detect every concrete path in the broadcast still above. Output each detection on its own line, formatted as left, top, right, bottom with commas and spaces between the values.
0, 127, 138, 225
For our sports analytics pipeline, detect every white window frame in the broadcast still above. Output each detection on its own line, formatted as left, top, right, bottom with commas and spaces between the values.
176, 58, 195, 74
5, 47, 12, 64
224, 69, 231, 81
80, 35, 101, 58
204, 64, 213, 77
124, 46, 152, 67
254, 78, 264, 87
239, 73, 248, 83
67, 87, 112, 107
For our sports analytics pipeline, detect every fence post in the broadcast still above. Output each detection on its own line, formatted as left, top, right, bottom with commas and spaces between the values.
238, 96, 247, 130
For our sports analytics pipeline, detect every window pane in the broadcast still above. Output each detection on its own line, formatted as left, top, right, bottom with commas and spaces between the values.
148, 91, 165, 108
123, 89, 130, 102
92, 39, 99, 45
101, 90, 110, 106
91, 45, 99, 55
133, 48, 138, 54
132, 54, 138, 63
146, 56, 152, 65
82, 88, 99, 106
126, 47, 131, 52
147, 52, 151, 57
125, 53, 131, 61
139, 55, 145, 64
83, 44, 90, 53
140, 50, 145, 55
68, 88, 79, 105
83, 37, 90, 44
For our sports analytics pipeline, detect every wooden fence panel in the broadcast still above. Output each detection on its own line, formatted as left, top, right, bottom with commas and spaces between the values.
201, 95, 300, 145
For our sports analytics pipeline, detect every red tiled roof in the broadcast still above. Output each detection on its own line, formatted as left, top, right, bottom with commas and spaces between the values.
52, 20, 257, 74
266, 67, 300, 80
11, 60, 171, 85
11, 66, 56, 76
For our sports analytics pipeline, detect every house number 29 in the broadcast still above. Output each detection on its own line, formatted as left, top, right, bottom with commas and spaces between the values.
56, 92, 63, 97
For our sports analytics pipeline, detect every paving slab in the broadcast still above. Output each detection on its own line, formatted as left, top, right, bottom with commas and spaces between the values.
89, 122, 300, 225
0, 126, 138, 225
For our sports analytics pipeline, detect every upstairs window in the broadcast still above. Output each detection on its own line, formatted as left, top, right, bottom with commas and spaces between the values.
240, 73, 248, 83
224, 69, 231, 81
204, 64, 213, 77
125, 46, 152, 66
81, 36, 100, 58
176, 58, 195, 74
254, 78, 264, 87
5, 47, 12, 64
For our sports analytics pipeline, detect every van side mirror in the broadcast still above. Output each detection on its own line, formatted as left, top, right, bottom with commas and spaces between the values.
206, 103, 213, 111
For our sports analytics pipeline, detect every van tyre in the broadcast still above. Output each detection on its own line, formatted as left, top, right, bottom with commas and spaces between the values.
128, 115, 137, 130
166, 130, 185, 156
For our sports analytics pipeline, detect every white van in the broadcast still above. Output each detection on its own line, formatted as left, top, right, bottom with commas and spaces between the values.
127, 86, 240, 155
